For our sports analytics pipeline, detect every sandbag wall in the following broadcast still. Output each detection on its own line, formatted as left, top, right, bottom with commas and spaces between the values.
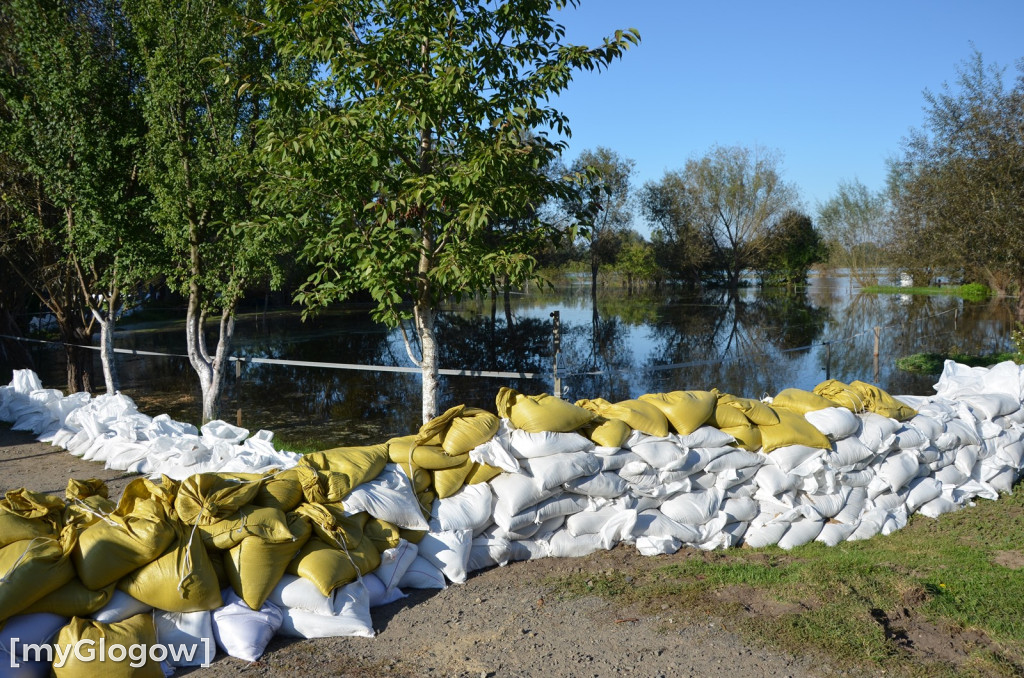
1, 360, 1023, 675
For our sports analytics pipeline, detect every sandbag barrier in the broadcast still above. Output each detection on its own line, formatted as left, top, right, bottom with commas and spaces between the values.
2, 360, 1023, 674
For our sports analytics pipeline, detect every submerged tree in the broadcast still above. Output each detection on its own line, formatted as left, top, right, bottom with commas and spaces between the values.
639, 169, 713, 285
755, 209, 827, 288
256, 0, 638, 422
817, 178, 890, 286
888, 50, 1024, 307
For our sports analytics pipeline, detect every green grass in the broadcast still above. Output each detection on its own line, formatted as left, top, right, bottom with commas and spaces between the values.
896, 351, 1021, 374
548, 483, 1024, 677
862, 283, 992, 302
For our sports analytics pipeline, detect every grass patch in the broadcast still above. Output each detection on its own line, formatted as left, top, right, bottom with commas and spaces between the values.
548, 483, 1024, 677
863, 283, 992, 301
896, 352, 1021, 374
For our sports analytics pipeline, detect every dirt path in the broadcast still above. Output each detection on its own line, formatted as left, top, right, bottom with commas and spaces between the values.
1, 425, 849, 678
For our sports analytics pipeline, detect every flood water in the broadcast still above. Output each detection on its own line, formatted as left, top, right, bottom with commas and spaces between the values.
15, 271, 1020, 446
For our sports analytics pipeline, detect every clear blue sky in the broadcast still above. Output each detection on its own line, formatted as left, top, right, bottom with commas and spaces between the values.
552, 0, 1024, 230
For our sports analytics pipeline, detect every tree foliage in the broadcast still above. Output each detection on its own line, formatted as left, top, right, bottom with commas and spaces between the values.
639, 170, 713, 285
255, 0, 638, 421
888, 50, 1024, 306
817, 178, 889, 285
755, 209, 827, 287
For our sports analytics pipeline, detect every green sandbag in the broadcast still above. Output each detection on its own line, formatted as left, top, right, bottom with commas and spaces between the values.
719, 423, 763, 452
432, 455, 474, 499
22, 578, 115, 617
297, 444, 390, 503
849, 380, 917, 421
579, 416, 632, 448
363, 517, 402, 553
0, 535, 76, 622
197, 504, 295, 551
175, 472, 263, 526
225, 512, 311, 610
417, 405, 500, 456
716, 393, 780, 426
771, 388, 835, 414
576, 398, 669, 437
252, 468, 304, 512
638, 391, 717, 435
464, 461, 503, 485
286, 534, 381, 597
759, 408, 832, 453
0, 488, 65, 548
495, 387, 595, 433
53, 613, 163, 678
117, 520, 223, 613
814, 379, 867, 412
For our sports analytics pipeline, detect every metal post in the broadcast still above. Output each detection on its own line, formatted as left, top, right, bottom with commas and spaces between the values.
550, 310, 562, 399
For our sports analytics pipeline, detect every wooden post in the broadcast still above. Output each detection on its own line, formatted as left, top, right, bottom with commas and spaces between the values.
235, 358, 243, 427
551, 311, 562, 399
825, 342, 831, 380
873, 326, 881, 381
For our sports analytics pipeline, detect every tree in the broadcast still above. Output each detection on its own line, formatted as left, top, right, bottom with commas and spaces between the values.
755, 209, 827, 287
613, 230, 657, 292
566, 147, 635, 301
888, 50, 1024, 308
0, 0, 147, 394
639, 170, 713, 285
680, 144, 798, 290
817, 178, 890, 285
256, 0, 639, 423
126, 0, 290, 422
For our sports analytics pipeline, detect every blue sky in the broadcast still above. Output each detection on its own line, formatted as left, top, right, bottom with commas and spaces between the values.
551, 0, 1024, 228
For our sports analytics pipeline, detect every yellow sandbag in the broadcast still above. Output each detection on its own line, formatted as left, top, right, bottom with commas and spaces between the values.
197, 504, 295, 551
297, 444, 390, 503
771, 388, 835, 414
848, 380, 917, 421
417, 405, 500, 456
209, 546, 229, 589
53, 613, 163, 678
814, 379, 867, 412
717, 393, 780, 426
759, 409, 832, 453
117, 520, 223, 613
707, 400, 751, 429
579, 416, 632, 448
638, 391, 717, 435
464, 461, 503, 485
63, 493, 118, 531
73, 479, 176, 591
175, 472, 263, 526
576, 398, 669, 437
0, 536, 75, 622
66, 478, 109, 501
252, 468, 304, 512
0, 488, 65, 548
432, 456, 474, 499
719, 423, 763, 452
225, 512, 311, 610
22, 578, 114, 617
388, 435, 466, 471
399, 528, 427, 545
363, 517, 402, 553
495, 387, 595, 433
287, 533, 381, 597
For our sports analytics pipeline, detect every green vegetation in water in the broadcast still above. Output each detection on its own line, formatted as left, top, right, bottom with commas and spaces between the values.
549, 483, 1024, 677
862, 282, 992, 302
896, 351, 1021, 374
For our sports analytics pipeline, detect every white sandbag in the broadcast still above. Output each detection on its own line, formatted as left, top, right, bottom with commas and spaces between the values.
802, 488, 850, 519
777, 518, 823, 550
962, 393, 1020, 420
363, 573, 406, 608
742, 517, 789, 548
619, 462, 689, 499
939, 419, 982, 450
374, 540, 418, 596
344, 464, 429, 529
907, 413, 945, 440
507, 538, 549, 562
397, 556, 447, 590
876, 451, 920, 492
905, 477, 943, 512
858, 413, 900, 452
200, 419, 250, 444
429, 483, 494, 533
954, 445, 980, 477
522, 452, 602, 490
993, 407, 1024, 427
90, 589, 153, 623
934, 464, 969, 488
833, 486, 868, 524
0, 612, 68, 676
629, 439, 688, 470
154, 610, 216, 667
703, 450, 763, 473
714, 465, 761, 491
562, 472, 629, 498
565, 501, 630, 536
279, 581, 374, 638
767, 445, 824, 474
635, 535, 681, 556
490, 473, 557, 529
918, 495, 960, 518
721, 496, 759, 523
631, 509, 703, 543
678, 426, 736, 448
985, 466, 1019, 493
268, 574, 334, 616
546, 531, 605, 559
532, 494, 591, 525
847, 507, 891, 541
892, 426, 928, 451
211, 590, 283, 662
994, 439, 1024, 468
816, 521, 858, 546
753, 464, 800, 498
839, 468, 874, 487
804, 407, 860, 440
469, 437, 520, 473
508, 429, 593, 459
417, 530, 472, 585
468, 536, 512, 571
593, 449, 643, 472
660, 488, 723, 525
870, 489, 908, 511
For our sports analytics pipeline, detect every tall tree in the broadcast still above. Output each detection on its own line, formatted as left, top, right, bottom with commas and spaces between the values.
755, 209, 827, 288
0, 0, 147, 394
817, 178, 890, 286
126, 0, 289, 422
256, 0, 638, 423
566, 146, 635, 301
888, 50, 1024, 308
680, 144, 798, 290
639, 169, 713, 285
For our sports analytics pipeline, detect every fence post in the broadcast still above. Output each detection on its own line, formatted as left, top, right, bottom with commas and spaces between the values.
550, 310, 562, 399
873, 326, 881, 381
235, 358, 243, 427
825, 341, 831, 380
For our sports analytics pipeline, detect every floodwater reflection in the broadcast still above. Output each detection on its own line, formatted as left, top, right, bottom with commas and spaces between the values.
19, 272, 1019, 446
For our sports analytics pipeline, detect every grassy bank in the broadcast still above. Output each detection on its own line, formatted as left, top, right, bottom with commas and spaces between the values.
549, 485, 1024, 677
862, 283, 992, 302
896, 351, 1022, 374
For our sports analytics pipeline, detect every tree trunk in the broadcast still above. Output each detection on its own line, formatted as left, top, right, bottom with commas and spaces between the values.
415, 298, 439, 424
186, 291, 236, 424
62, 323, 94, 394
95, 313, 119, 393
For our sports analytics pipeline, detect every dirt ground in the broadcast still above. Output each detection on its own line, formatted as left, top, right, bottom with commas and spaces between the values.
0, 424, 872, 677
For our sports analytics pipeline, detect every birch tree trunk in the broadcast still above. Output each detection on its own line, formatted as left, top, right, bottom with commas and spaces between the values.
94, 312, 119, 393
185, 290, 236, 424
